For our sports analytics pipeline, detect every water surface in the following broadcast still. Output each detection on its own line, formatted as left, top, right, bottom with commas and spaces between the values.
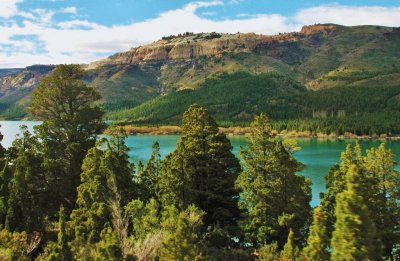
2, 121, 399, 206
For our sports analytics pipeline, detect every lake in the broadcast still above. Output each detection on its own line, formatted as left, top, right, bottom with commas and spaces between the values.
1, 121, 400, 206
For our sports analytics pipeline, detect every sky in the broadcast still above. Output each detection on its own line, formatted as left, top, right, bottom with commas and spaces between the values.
0, 0, 399, 68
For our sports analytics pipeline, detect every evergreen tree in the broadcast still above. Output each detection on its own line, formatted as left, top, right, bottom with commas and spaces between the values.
27, 64, 105, 212
320, 143, 363, 237
302, 206, 329, 261
236, 113, 311, 248
281, 229, 299, 261
158, 104, 241, 230
57, 205, 70, 258
139, 141, 162, 201
70, 146, 109, 242
364, 143, 400, 259
160, 205, 205, 260
321, 142, 400, 259
125, 198, 161, 241
331, 165, 381, 260
5, 127, 44, 232
94, 227, 122, 261
70, 133, 135, 243
0, 162, 12, 224
48, 205, 72, 260
259, 242, 280, 261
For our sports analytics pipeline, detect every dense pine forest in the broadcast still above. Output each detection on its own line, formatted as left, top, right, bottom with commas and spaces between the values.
0, 65, 399, 260
106, 72, 400, 136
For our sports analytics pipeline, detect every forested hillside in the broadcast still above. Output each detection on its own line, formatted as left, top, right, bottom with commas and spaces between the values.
1, 65, 399, 260
107, 72, 400, 135
0, 24, 400, 134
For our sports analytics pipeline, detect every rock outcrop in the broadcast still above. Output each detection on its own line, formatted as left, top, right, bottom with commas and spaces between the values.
0, 65, 54, 97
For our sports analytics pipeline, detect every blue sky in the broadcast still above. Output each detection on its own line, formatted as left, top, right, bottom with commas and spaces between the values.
1, 0, 400, 67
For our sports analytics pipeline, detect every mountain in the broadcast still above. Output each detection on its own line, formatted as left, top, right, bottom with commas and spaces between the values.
0, 24, 400, 129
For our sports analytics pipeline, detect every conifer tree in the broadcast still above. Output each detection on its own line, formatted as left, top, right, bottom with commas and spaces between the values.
321, 142, 400, 259
160, 205, 205, 260
320, 143, 363, 237
5, 127, 44, 232
158, 104, 241, 229
331, 165, 381, 260
0, 162, 12, 224
70, 132, 135, 243
236, 113, 311, 248
70, 146, 108, 243
364, 143, 400, 259
281, 229, 299, 261
259, 242, 280, 261
48, 205, 72, 260
302, 206, 329, 261
125, 198, 161, 241
139, 141, 162, 201
27, 64, 105, 212
94, 227, 122, 261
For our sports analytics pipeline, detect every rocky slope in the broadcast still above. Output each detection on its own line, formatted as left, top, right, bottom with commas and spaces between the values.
0, 24, 400, 119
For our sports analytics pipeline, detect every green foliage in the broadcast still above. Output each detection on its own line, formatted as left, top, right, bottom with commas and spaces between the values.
259, 242, 280, 261
5, 127, 45, 232
0, 104, 26, 120
125, 198, 161, 241
138, 141, 162, 202
0, 162, 11, 224
26, 64, 105, 213
160, 205, 205, 261
93, 227, 122, 261
0, 227, 28, 261
158, 104, 241, 230
320, 142, 400, 259
70, 133, 135, 243
236, 113, 311, 248
302, 206, 329, 261
106, 72, 305, 123
331, 165, 381, 260
46, 206, 72, 261
105, 70, 400, 136
281, 229, 300, 261
363, 143, 400, 258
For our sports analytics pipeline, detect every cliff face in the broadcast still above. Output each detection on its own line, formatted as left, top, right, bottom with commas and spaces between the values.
96, 32, 303, 66
1, 23, 399, 119
92, 24, 342, 67
0, 65, 55, 97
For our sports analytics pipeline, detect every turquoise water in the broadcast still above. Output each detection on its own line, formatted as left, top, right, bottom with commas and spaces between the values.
1, 121, 399, 206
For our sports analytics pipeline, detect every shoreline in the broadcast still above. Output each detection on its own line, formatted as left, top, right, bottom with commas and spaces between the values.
105, 125, 400, 140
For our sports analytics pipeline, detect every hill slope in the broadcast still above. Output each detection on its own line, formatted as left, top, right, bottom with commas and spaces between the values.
0, 24, 399, 126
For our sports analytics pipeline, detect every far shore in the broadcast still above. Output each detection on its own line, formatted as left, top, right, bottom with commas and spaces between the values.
104, 125, 400, 140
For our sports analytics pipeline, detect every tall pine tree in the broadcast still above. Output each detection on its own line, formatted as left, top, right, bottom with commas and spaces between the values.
236, 113, 311, 248
281, 228, 299, 261
139, 141, 162, 202
5, 127, 45, 232
331, 165, 381, 260
27, 64, 105, 213
321, 142, 400, 259
158, 104, 241, 230
302, 205, 329, 260
70, 132, 135, 243
364, 143, 400, 259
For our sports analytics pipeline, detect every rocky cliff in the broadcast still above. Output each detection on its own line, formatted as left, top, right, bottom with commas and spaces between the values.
0, 23, 399, 119
0, 65, 55, 97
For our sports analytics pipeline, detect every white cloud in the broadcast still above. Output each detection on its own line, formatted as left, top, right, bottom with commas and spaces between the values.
58, 20, 104, 30
60, 6, 77, 14
0, 0, 23, 18
295, 5, 400, 27
0, 1, 400, 68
